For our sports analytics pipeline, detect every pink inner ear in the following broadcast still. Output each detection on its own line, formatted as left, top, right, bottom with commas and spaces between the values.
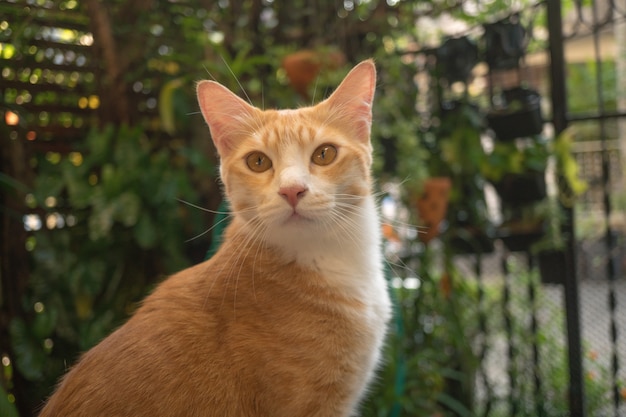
324, 60, 376, 141
196, 81, 257, 156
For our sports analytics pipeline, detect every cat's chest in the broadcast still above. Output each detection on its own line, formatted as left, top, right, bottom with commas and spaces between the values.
246, 264, 389, 363
269, 248, 391, 348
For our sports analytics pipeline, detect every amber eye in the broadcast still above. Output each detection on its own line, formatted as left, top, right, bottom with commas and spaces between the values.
246, 151, 272, 173
311, 144, 338, 166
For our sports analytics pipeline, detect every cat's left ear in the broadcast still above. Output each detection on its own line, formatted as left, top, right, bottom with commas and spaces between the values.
196, 81, 260, 157
323, 59, 376, 143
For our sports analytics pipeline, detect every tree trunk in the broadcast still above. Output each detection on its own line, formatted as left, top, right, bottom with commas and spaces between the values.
85, 0, 130, 125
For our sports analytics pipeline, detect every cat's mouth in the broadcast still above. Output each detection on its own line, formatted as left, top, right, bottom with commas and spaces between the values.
284, 210, 312, 224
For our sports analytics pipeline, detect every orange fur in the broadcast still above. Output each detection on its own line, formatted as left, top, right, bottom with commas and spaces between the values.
39, 60, 390, 417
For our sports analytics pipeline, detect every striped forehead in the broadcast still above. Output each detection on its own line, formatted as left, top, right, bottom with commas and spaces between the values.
258, 112, 320, 148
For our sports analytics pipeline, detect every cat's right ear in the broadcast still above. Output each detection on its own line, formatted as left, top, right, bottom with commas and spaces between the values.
196, 81, 259, 157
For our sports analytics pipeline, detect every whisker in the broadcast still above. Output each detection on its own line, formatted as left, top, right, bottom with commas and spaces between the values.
177, 199, 228, 214
384, 256, 418, 278
311, 74, 320, 106
184, 215, 233, 243
381, 217, 429, 231
202, 64, 217, 81
177, 199, 255, 216
333, 201, 430, 239
220, 55, 253, 105
203, 213, 266, 312
229, 216, 268, 315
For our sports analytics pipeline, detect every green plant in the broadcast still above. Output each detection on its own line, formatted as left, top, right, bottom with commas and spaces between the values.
500, 264, 624, 416
529, 198, 568, 253
371, 50, 429, 195
425, 99, 493, 241
9, 125, 210, 405
552, 127, 588, 204
458, 260, 626, 417
362, 236, 483, 417
481, 137, 550, 183
428, 99, 486, 180
1, 380, 18, 417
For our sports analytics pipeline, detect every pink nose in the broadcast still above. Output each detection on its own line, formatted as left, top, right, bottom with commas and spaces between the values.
279, 185, 308, 208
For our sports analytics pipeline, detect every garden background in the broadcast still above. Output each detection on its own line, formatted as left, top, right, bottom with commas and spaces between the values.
1, 1, 625, 416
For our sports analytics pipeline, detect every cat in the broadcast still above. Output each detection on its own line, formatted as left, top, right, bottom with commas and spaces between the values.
38, 59, 391, 417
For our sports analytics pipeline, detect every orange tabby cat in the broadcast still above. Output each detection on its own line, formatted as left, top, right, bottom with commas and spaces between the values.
39, 59, 391, 417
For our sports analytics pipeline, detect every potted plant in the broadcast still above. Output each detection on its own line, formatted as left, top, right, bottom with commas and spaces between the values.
529, 128, 588, 284
487, 87, 544, 141
481, 137, 550, 251
483, 137, 550, 206
436, 36, 479, 84
529, 198, 569, 284
552, 127, 589, 202
483, 15, 527, 71
426, 99, 495, 254
484, 137, 549, 218
415, 177, 452, 244
484, 128, 587, 257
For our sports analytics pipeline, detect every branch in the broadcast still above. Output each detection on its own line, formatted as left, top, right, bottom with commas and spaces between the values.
85, 0, 130, 124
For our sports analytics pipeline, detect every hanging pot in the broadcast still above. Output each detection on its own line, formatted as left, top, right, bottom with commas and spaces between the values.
415, 177, 452, 244
484, 17, 526, 70
449, 226, 495, 255
497, 219, 544, 252
282, 49, 346, 100
436, 36, 479, 83
537, 249, 567, 285
487, 87, 543, 141
493, 170, 547, 207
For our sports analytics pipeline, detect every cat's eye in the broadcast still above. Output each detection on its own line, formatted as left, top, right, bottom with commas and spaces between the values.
246, 151, 272, 173
311, 144, 338, 166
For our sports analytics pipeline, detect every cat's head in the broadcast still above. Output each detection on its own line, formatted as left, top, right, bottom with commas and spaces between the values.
196, 60, 376, 241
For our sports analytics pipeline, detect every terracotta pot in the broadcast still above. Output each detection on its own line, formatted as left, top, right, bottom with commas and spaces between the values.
281, 49, 345, 100
416, 177, 452, 244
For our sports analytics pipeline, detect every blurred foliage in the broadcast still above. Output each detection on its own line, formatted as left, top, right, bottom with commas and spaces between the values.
567, 60, 618, 115
482, 137, 551, 182
425, 99, 490, 231
0, 0, 610, 416
496, 263, 625, 417
10, 125, 209, 404
362, 248, 483, 417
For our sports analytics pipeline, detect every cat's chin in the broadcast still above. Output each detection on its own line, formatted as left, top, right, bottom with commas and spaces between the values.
274, 213, 320, 233
283, 212, 311, 224
268, 202, 326, 227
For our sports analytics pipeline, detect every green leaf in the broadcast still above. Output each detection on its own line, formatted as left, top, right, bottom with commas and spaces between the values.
112, 192, 142, 227
85, 126, 115, 162
0, 386, 19, 417
436, 392, 474, 417
159, 78, 185, 135
0, 171, 29, 194
134, 215, 157, 248
89, 201, 115, 240
62, 163, 92, 209
32, 306, 58, 340
9, 319, 46, 381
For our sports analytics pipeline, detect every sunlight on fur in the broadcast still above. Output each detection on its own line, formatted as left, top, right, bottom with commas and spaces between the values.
39, 60, 391, 417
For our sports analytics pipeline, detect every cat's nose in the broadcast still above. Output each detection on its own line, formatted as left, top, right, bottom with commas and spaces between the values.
279, 185, 308, 208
